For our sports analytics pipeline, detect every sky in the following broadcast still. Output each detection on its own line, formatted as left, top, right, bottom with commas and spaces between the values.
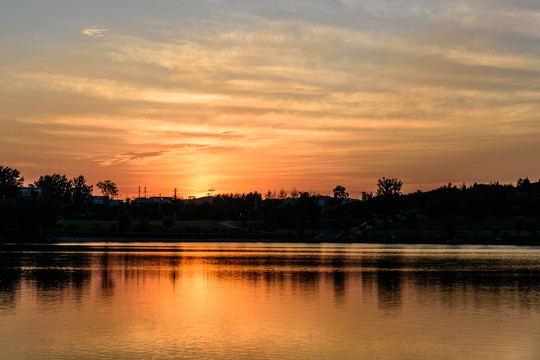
1, 0, 539, 199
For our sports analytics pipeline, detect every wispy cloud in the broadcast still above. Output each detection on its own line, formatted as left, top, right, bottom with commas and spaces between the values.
82, 28, 109, 38
97, 144, 215, 166
97, 150, 169, 166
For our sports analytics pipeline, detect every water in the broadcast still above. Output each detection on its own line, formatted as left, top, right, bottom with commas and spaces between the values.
1, 243, 539, 359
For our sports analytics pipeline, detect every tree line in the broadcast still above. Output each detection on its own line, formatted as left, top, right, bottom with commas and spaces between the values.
0, 164, 539, 240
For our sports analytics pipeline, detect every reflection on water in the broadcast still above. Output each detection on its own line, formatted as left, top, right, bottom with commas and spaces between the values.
1, 243, 540, 359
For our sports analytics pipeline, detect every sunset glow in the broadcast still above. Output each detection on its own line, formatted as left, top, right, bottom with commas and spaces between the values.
2, 1, 539, 198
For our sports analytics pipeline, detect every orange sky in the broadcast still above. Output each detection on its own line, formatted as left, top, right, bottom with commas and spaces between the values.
1, 1, 539, 198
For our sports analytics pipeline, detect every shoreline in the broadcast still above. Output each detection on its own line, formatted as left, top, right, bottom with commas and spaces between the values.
1, 234, 538, 247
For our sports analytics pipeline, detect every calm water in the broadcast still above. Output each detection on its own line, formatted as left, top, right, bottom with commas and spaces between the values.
1, 243, 539, 359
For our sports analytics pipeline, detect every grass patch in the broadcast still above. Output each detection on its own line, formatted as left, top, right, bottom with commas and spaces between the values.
230, 220, 266, 230
54, 219, 229, 235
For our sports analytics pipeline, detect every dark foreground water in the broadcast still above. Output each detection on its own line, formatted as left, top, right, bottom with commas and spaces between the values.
1, 243, 539, 359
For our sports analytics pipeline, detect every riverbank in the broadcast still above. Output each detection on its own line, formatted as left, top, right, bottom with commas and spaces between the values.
2, 231, 538, 246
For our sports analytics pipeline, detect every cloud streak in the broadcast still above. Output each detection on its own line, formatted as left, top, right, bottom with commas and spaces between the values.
82, 28, 109, 38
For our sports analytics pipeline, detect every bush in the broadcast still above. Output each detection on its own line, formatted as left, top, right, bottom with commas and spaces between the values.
162, 216, 174, 232
118, 211, 132, 233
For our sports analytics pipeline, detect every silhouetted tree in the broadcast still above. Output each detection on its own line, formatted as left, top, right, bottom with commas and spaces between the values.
361, 191, 373, 201
162, 215, 174, 231
376, 177, 403, 197
333, 185, 349, 199
34, 174, 72, 201
71, 175, 93, 204
516, 177, 531, 193
265, 189, 276, 199
0, 165, 24, 198
12, 198, 57, 238
96, 180, 118, 198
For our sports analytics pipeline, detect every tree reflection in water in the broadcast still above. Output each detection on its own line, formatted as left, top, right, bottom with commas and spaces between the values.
1, 244, 539, 314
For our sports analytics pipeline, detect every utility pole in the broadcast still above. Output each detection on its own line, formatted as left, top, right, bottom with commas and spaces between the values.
208, 188, 215, 205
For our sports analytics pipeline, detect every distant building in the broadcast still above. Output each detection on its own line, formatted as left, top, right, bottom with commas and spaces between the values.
317, 196, 333, 206
91, 196, 109, 205
149, 196, 173, 203
109, 199, 123, 206
132, 197, 152, 205
20, 186, 42, 197
91, 196, 123, 206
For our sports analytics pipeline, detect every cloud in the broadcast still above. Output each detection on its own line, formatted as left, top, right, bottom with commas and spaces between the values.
122, 150, 169, 159
97, 151, 166, 166
82, 28, 109, 38
96, 143, 218, 166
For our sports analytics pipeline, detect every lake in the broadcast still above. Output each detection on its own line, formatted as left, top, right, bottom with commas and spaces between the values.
1, 243, 539, 359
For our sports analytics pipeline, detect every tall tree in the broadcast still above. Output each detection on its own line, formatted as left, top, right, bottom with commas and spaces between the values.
516, 177, 531, 193
0, 165, 24, 198
96, 180, 118, 198
34, 174, 72, 201
265, 189, 276, 200
376, 177, 403, 197
71, 175, 93, 204
333, 185, 349, 199
361, 191, 374, 201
